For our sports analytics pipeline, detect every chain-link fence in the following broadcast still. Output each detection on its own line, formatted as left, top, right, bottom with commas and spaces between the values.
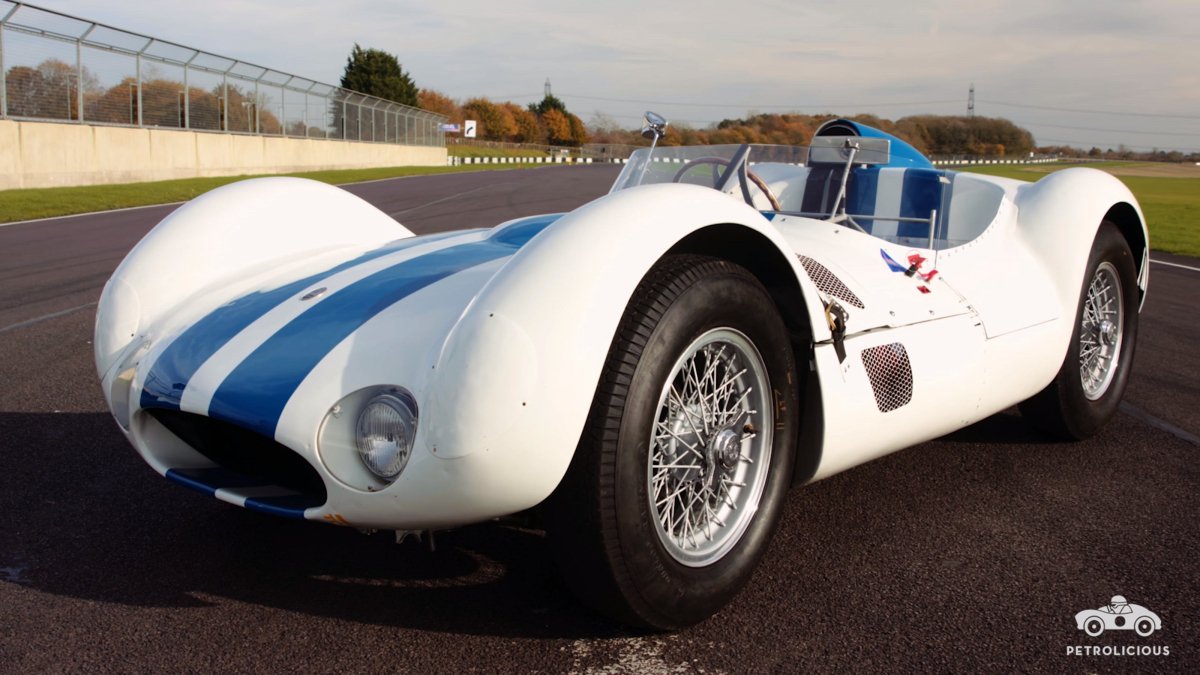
0, 1, 445, 146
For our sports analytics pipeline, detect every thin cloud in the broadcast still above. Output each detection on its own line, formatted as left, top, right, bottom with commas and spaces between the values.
29, 0, 1200, 148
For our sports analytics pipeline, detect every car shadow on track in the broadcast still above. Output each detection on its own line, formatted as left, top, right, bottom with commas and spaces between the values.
0, 408, 1067, 640
936, 408, 1048, 445
0, 412, 627, 639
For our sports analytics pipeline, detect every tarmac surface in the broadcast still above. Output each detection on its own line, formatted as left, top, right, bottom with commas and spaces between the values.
1, 165, 1197, 672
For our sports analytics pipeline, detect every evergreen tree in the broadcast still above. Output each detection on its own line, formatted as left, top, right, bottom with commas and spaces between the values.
339, 44, 418, 106
528, 93, 567, 116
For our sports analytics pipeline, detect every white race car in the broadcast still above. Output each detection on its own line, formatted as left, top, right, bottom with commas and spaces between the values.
95, 114, 1148, 629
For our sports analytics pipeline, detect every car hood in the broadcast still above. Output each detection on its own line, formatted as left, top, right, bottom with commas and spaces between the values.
135, 214, 561, 440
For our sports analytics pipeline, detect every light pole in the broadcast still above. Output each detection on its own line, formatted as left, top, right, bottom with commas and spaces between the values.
241, 100, 256, 133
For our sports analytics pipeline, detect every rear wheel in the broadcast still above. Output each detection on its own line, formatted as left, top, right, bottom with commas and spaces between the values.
1020, 223, 1139, 439
546, 255, 798, 629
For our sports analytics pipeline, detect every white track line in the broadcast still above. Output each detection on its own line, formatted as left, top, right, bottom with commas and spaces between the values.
0, 166, 565, 229
1120, 402, 1200, 447
0, 302, 97, 334
0, 202, 185, 228
1151, 258, 1200, 272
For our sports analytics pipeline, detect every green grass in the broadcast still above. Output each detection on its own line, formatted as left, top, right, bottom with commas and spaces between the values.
0, 163, 546, 224
957, 163, 1200, 258
448, 145, 558, 158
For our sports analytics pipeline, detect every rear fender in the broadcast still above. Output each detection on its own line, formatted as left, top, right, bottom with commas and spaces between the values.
1014, 167, 1147, 319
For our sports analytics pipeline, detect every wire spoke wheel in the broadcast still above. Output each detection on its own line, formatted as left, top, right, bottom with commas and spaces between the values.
1019, 222, 1139, 440
546, 255, 798, 629
648, 328, 772, 567
1079, 261, 1124, 400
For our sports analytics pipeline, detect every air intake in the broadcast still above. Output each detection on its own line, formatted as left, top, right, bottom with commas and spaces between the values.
798, 255, 864, 308
861, 343, 913, 413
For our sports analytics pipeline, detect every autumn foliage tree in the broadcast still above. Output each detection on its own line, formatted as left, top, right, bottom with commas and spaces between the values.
504, 102, 543, 143
418, 89, 461, 122
540, 108, 572, 146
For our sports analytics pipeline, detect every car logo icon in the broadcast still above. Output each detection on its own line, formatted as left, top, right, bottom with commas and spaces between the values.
1075, 595, 1162, 637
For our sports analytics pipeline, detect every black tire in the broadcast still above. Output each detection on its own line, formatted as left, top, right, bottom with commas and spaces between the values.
1085, 617, 1105, 637
1020, 222, 1139, 440
545, 255, 799, 630
1135, 617, 1155, 637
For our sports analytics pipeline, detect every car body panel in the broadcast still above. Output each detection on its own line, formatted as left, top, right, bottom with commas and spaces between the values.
96, 129, 1148, 530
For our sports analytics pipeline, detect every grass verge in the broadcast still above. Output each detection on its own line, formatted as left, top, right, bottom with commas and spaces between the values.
448, 145, 562, 158
957, 163, 1199, 258
0, 163, 548, 224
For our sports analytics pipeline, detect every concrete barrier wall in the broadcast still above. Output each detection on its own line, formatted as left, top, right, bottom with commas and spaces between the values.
0, 119, 447, 190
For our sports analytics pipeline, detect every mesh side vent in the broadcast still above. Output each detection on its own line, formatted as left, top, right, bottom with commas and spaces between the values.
861, 343, 913, 413
797, 255, 864, 308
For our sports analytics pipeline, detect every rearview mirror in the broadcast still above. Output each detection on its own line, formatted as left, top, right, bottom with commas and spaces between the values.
641, 111, 668, 141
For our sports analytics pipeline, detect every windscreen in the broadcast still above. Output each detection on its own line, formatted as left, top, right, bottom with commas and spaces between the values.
610, 144, 810, 193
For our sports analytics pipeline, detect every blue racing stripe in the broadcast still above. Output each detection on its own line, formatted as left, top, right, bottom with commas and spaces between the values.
244, 494, 324, 519
491, 213, 561, 247
897, 169, 945, 239
846, 167, 880, 233
207, 221, 554, 439
139, 232, 464, 412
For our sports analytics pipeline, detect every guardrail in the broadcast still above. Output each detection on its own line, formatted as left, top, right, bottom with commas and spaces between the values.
0, 1, 445, 146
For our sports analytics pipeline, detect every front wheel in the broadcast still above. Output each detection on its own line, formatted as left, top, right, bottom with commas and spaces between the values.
546, 255, 799, 629
1020, 222, 1139, 439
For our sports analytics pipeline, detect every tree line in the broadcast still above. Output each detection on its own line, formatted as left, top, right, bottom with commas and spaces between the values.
589, 112, 1040, 158
9, 44, 1193, 162
6, 58, 290, 134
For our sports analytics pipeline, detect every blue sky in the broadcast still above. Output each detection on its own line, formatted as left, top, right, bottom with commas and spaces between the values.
14, 0, 1200, 151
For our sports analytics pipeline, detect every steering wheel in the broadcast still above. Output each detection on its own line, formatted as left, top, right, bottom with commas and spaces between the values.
671, 157, 782, 212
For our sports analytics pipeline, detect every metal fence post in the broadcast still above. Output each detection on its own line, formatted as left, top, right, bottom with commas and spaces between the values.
0, 4, 17, 118
135, 39, 149, 127
0, 23, 5, 119
0, 23, 5, 118
183, 53, 197, 130
76, 25, 89, 122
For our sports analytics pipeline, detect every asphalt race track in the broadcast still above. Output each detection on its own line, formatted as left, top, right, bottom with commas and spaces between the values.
1, 166, 1197, 672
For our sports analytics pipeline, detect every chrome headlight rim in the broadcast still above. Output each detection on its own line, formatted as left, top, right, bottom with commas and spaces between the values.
354, 388, 419, 482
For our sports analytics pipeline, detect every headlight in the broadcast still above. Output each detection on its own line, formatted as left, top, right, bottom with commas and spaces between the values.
355, 391, 418, 481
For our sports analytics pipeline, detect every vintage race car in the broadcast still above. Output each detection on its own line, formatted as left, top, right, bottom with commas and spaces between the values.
1076, 596, 1161, 637
95, 115, 1148, 629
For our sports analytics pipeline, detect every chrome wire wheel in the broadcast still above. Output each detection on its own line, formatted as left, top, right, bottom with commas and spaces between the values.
1079, 261, 1124, 400
647, 327, 772, 567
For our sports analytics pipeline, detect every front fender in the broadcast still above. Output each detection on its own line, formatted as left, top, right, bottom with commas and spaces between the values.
422, 184, 818, 509
95, 177, 409, 381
